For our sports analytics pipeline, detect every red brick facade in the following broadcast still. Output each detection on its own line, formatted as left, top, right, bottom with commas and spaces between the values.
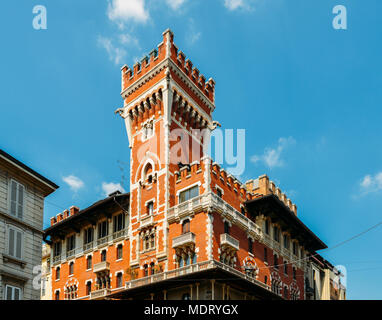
46, 29, 326, 300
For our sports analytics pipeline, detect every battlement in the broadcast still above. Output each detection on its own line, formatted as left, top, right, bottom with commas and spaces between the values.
170, 41, 215, 103
120, 29, 215, 105
246, 175, 298, 216
50, 205, 80, 226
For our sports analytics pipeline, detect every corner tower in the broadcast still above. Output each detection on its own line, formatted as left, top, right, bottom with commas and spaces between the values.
116, 29, 216, 275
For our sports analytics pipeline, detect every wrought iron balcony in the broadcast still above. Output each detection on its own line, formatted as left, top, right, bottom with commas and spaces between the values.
220, 233, 240, 251
172, 232, 196, 249
93, 261, 110, 274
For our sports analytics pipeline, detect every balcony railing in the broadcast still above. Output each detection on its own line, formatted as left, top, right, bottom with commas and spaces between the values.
53, 255, 61, 265
93, 261, 110, 274
167, 192, 262, 240
125, 259, 270, 291
220, 233, 240, 251
97, 235, 110, 247
66, 249, 76, 259
90, 288, 111, 300
113, 229, 127, 240
83, 242, 94, 252
172, 232, 196, 249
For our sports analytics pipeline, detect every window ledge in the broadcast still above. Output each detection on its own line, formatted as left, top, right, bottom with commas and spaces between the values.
2, 254, 26, 268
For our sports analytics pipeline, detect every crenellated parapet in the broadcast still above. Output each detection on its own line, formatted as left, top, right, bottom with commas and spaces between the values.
246, 175, 298, 216
50, 206, 80, 226
120, 29, 215, 117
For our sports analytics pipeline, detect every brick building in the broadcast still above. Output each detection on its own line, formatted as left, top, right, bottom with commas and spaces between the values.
44, 29, 338, 300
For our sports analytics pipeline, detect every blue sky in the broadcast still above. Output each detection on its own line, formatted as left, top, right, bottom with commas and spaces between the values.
1, 0, 382, 299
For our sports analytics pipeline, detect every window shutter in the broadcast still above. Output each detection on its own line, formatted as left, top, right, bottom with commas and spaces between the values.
10, 180, 17, 216
17, 184, 24, 219
16, 230, 22, 259
8, 228, 15, 257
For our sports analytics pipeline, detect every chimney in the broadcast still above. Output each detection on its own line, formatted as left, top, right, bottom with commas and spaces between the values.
70, 206, 80, 216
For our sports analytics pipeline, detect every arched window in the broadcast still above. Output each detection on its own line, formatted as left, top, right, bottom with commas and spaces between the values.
150, 262, 155, 275
274, 254, 278, 269
86, 282, 92, 296
69, 262, 74, 275
293, 267, 296, 280
248, 238, 253, 254
144, 264, 149, 277
182, 219, 190, 234
150, 234, 155, 249
56, 267, 60, 280
144, 163, 153, 182
117, 244, 123, 260
224, 221, 230, 234
192, 253, 197, 265
86, 255, 92, 270
116, 273, 123, 288
101, 250, 107, 262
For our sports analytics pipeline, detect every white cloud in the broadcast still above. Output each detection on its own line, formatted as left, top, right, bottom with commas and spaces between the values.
63, 175, 84, 192
186, 18, 201, 45
166, 0, 187, 10
251, 137, 296, 169
359, 172, 382, 194
107, 0, 149, 25
224, 0, 245, 10
102, 182, 126, 197
97, 36, 127, 65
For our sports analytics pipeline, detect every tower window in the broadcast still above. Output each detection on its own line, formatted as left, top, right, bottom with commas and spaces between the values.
182, 219, 190, 234
101, 250, 107, 262
117, 244, 123, 260
224, 221, 230, 234
116, 273, 123, 288
86, 282, 92, 296
248, 238, 253, 254
179, 185, 199, 203
147, 201, 154, 216
86, 255, 92, 270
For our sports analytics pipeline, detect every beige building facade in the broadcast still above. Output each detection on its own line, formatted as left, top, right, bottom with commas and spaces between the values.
0, 150, 58, 300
